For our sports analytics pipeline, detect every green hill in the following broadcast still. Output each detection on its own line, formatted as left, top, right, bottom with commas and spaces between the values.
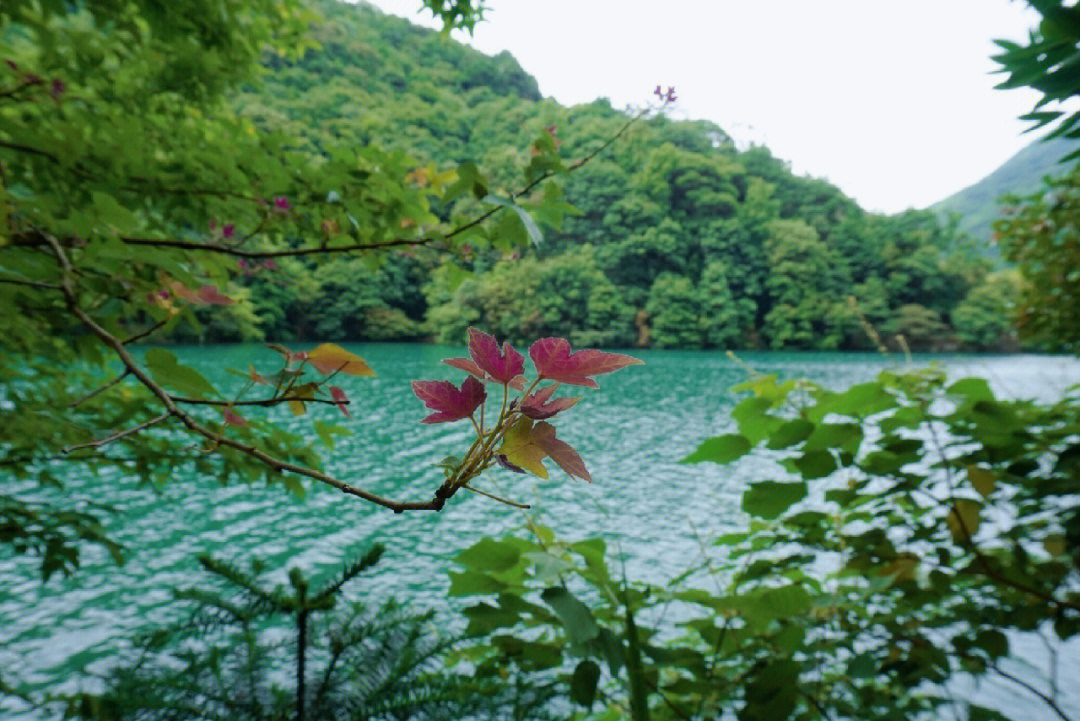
191, 0, 1017, 351
933, 134, 1077, 245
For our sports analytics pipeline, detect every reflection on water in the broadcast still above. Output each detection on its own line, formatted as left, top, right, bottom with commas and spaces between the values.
2, 346, 1079, 717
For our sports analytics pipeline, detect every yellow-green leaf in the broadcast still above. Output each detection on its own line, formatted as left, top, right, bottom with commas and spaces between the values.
306, 343, 375, 376
499, 418, 548, 478
967, 465, 996, 497
946, 499, 981, 544
1043, 534, 1066, 556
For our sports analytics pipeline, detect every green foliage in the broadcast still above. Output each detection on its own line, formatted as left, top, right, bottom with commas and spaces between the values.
995, 165, 1080, 351
65, 547, 556, 721
28, 0, 994, 352
994, 0, 1080, 152
1, 0, 597, 575
455, 366, 1080, 720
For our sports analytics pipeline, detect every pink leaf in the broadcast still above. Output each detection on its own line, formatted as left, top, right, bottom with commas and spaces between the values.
248, 365, 268, 385
467, 327, 524, 385
196, 285, 234, 305
443, 357, 486, 380
529, 337, 643, 388
520, 384, 580, 420
533, 422, 591, 482
411, 376, 486, 424
329, 385, 350, 418
221, 407, 247, 426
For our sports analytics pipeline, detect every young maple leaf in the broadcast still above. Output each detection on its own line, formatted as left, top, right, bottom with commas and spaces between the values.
443, 327, 526, 389
534, 421, 591, 482
412, 376, 486, 424
498, 417, 550, 478
529, 337, 643, 388
498, 419, 592, 481
520, 383, 580, 420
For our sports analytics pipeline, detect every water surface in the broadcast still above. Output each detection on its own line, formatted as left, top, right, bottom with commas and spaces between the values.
3, 346, 1079, 716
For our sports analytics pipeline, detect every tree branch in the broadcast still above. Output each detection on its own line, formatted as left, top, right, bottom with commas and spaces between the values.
170, 394, 347, 408
987, 661, 1073, 721
461, 484, 530, 509
43, 233, 459, 513
68, 369, 131, 408
63, 412, 173, 453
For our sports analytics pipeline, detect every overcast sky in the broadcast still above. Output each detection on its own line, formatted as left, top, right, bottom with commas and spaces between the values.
366, 1, 1045, 214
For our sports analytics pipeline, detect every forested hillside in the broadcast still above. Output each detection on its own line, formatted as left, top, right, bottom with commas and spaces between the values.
934, 133, 1077, 246
187, 0, 1018, 351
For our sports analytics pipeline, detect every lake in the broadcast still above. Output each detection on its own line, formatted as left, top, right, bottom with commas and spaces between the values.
3, 345, 1080, 718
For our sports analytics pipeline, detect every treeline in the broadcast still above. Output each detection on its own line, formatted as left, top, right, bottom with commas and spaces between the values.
178, 0, 1019, 351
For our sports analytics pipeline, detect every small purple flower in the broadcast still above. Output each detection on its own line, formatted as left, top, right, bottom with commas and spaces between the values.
237, 259, 248, 269
653, 84, 663, 99
49, 78, 66, 99
158, 290, 170, 299
263, 259, 277, 270
273, 196, 291, 212
222, 224, 235, 239
665, 86, 676, 103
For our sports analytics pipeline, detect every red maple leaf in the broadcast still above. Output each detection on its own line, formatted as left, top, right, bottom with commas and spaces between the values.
529, 337, 643, 388
329, 385, 350, 418
411, 376, 486, 424
520, 383, 580, 420
443, 327, 526, 389
533, 421, 591, 482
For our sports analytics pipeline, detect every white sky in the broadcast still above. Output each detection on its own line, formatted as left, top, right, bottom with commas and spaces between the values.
365, 0, 1046, 214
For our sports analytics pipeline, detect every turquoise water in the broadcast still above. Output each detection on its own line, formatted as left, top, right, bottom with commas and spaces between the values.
3, 346, 1080, 715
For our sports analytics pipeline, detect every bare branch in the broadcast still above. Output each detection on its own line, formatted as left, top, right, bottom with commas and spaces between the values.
118, 235, 432, 258
987, 661, 1073, 721
68, 369, 131, 408
0, 276, 61, 290
170, 395, 347, 408
42, 233, 457, 513
462, 484, 530, 509
63, 412, 173, 453
122, 319, 169, 345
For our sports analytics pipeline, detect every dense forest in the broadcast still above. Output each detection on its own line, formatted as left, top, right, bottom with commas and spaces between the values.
175, 0, 1019, 352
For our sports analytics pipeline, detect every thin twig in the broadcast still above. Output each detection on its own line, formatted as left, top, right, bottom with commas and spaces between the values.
122, 319, 169, 345
68, 369, 131, 408
462, 484, 530, 508
988, 661, 1073, 721
170, 395, 347, 408
63, 412, 172, 453
0, 276, 60, 290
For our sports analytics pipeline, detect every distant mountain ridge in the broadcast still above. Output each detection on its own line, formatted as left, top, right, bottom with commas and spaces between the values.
933, 134, 1077, 245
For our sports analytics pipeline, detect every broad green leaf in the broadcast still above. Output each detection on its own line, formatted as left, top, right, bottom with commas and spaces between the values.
742, 481, 807, 519
793, 449, 837, 479
482, 194, 543, 246
448, 570, 506, 596
803, 423, 862, 452
455, 537, 521, 573
540, 587, 599, 644
680, 434, 751, 464
570, 659, 600, 707
948, 377, 994, 403
144, 348, 216, 399
766, 419, 814, 449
